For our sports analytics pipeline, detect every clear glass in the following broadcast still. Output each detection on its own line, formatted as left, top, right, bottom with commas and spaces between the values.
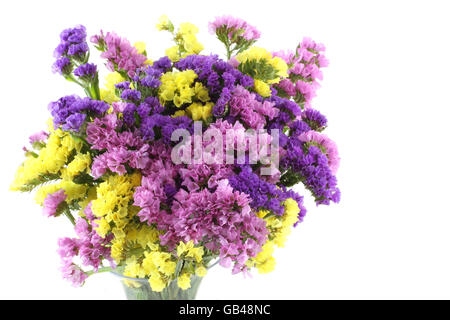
111, 271, 204, 300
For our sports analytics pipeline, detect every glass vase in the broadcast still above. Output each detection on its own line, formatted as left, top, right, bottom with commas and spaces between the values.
112, 271, 204, 300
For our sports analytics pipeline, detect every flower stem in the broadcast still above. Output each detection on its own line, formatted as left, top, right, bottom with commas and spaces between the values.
86, 266, 113, 276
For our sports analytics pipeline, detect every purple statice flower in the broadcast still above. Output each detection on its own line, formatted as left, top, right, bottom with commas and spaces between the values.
114, 81, 130, 90
209, 16, 261, 41
229, 166, 306, 218
301, 108, 328, 131
176, 54, 251, 118
152, 56, 172, 71
54, 25, 89, 60
122, 103, 137, 126
281, 139, 340, 205
52, 57, 72, 75
132, 64, 163, 90
298, 130, 340, 175
42, 189, 67, 217
91, 31, 147, 77
138, 114, 192, 144
62, 113, 87, 132
121, 89, 141, 102
48, 95, 109, 131
289, 120, 311, 137
73, 63, 97, 80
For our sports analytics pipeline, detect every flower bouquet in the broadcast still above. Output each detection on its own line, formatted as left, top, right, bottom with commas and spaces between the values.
11, 15, 340, 300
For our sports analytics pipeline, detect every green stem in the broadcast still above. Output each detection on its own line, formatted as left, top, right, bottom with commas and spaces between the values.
64, 209, 76, 226
86, 266, 113, 276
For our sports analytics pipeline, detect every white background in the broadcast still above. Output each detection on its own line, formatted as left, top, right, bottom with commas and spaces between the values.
0, 0, 449, 299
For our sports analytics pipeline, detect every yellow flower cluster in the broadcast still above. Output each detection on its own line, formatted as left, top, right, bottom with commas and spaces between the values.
159, 70, 212, 120
161, 19, 204, 62
34, 181, 87, 205
91, 173, 141, 238
100, 72, 126, 104
10, 128, 82, 192
60, 153, 91, 180
249, 198, 300, 274
156, 15, 173, 32
119, 239, 207, 292
236, 47, 288, 97
185, 102, 214, 122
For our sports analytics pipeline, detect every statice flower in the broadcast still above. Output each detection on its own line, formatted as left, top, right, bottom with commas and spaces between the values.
54, 25, 89, 61
60, 260, 88, 287
298, 130, 340, 175
229, 166, 306, 218
273, 37, 328, 109
160, 180, 269, 274
86, 114, 151, 178
228, 86, 278, 129
281, 141, 340, 205
209, 15, 261, 41
176, 54, 252, 117
29, 131, 49, 145
52, 57, 72, 75
121, 88, 141, 102
42, 189, 67, 217
57, 204, 114, 275
48, 95, 109, 131
91, 31, 147, 77
73, 63, 97, 80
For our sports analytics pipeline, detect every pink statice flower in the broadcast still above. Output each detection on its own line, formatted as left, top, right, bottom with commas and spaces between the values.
29, 131, 49, 145
91, 31, 147, 77
60, 260, 88, 287
42, 189, 67, 217
273, 37, 328, 108
209, 15, 261, 41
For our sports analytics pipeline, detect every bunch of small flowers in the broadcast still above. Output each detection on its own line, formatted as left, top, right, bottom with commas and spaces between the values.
11, 15, 340, 292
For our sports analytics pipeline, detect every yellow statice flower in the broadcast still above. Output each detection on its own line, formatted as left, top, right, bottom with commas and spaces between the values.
100, 72, 126, 104
194, 82, 210, 102
159, 70, 198, 107
253, 241, 276, 274
162, 19, 203, 62
61, 153, 91, 180
148, 273, 167, 292
10, 130, 82, 191
177, 240, 205, 263
251, 198, 301, 274
178, 22, 199, 36
34, 181, 87, 205
186, 102, 213, 122
165, 45, 181, 62
195, 265, 207, 277
172, 110, 187, 118
156, 14, 173, 32
177, 272, 191, 290
134, 41, 146, 55
254, 79, 272, 97
236, 46, 288, 96
92, 173, 141, 238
